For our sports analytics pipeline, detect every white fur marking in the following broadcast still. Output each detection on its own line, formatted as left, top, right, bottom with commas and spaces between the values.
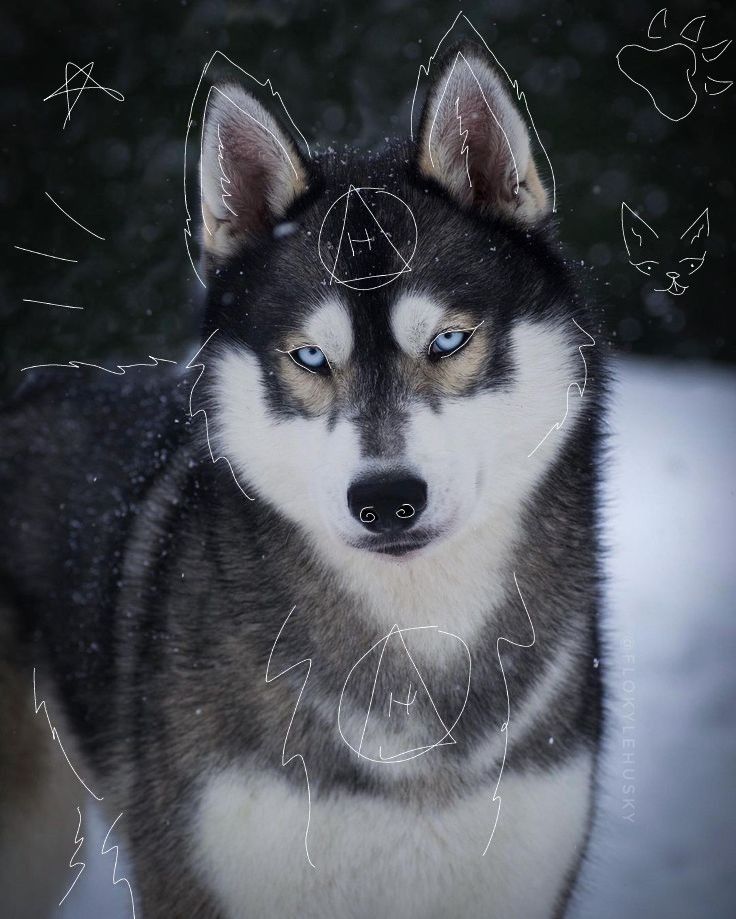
390, 293, 445, 356
302, 298, 354, 365
194, 755, 593, 918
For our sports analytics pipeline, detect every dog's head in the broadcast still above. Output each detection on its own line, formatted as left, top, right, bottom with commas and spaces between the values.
197, 45, 589, 571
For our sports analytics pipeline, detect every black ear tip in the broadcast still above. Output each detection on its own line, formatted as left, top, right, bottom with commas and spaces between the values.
434, 38, 495, 75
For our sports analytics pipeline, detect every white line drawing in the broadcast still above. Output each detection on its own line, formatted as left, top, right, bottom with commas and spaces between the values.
528, 320, 595, 458
21, 356, 176, 374
45, 192, 106, 240
183, 51, 311, 288
387, 683, 417, 717
185, 329, 255, 501
100, 812, 136, 919
275, 344, 335, 376
620, 202, 710, 296
265, 605, 316, 869
429, 320, 485, 361
482, 571, 535, 855
427, 48, 520, 196
200, 83, 302, 240
13, 245, 78, 263
43, 61, 124, 129
410, 11, 557, 213
57, 806, 135, 918
317, 186, 418, 290
33, 668, 102, 801
621, 201, 661, 279
59, 806, 86, 906
22, 298, 84, 311
337, 624, 471, 765
616, 9, 732, 121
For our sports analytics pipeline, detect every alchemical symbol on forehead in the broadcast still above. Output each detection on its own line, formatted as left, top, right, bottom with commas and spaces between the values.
318, 185, 418, 291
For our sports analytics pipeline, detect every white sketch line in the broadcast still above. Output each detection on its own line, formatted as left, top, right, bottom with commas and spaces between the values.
33, 667, 102, 801
337, 624, 471, 765
648, 8, 668, 40
21, 356, 176, 374
681, 207, 709, 243
101, 812, 136, 919
621, 201, 660, 258
482, 571, 536, 856
455, 96, 472, 188
410, 11, 557, 213
427, 50, 520, 196
199, 84, 303, 240
681, 14, 707, 44
43, 61, 124, 129
616, 9, 732, 121
59, 806, 86, 906
183, 50, 312, 287
45, 192, 106, 240
14, 245, 78, 263
185, 330, 255, 501
528, 319, 595, 458
317, 186, 418, 291
22, 298, 84, 311
216, 121, 238, 218
265, 605, 317, 869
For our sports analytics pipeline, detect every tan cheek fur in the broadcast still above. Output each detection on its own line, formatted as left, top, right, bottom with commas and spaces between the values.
278, 353, 335, 415
422, 312, 490, 396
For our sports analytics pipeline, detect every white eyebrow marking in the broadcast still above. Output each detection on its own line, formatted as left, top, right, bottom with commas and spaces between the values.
302, 297, 354, 365
390, 293, 446, 356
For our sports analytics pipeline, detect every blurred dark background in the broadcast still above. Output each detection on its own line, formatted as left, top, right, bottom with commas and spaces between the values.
2, 0, 734, 393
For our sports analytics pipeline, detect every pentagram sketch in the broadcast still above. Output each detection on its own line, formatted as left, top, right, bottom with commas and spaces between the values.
318, 186, 418, 291
43, 62, 124, 129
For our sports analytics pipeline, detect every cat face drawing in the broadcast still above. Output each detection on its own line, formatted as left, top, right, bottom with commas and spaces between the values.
620, 202, 709, 296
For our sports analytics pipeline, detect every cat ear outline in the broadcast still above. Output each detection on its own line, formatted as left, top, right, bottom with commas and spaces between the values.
621, 201, 659, 258
681, 207, 709, 245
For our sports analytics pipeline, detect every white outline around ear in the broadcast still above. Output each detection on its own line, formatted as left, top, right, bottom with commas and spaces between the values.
621, 202, 659, 258
680, 207, 709, 245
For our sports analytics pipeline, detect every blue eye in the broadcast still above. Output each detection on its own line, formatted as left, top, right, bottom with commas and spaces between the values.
429, 329, 471, 358
290, 346, 330, 374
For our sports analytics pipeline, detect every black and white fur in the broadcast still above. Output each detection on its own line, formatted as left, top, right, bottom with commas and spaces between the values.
0, 44, 605, 918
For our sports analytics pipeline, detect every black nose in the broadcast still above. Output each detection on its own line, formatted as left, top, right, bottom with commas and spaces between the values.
666, 271, 680, 279
347, 475, 428, 533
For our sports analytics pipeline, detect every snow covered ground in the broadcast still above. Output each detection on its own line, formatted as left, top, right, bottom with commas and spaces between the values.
570, 357, 736, 919
47, 356, 736, 918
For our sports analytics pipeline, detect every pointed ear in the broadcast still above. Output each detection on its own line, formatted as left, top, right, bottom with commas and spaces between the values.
620, 202, 659, 258
199, 83, 309, 258
415, 45, 549, 225
681, 207, 709, 247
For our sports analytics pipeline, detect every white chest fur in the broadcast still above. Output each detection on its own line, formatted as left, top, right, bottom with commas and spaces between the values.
193, 754, 593, 919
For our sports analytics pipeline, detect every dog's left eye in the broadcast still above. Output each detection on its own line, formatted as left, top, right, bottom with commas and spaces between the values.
289, 346, 331, 375
429, 329, 472, 359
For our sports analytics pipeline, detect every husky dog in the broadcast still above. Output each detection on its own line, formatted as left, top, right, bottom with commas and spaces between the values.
0, 43, 604, 919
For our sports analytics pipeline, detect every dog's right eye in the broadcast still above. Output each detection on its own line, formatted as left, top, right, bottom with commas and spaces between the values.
287, 346, 331, 375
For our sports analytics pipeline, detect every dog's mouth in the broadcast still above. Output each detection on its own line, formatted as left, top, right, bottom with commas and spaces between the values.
350, 529, 437, 558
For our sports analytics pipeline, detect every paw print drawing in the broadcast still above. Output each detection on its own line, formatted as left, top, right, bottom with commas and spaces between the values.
617, 9, 732, 121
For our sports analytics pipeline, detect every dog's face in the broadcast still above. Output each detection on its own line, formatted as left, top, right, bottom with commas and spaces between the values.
198, 48, 585, 568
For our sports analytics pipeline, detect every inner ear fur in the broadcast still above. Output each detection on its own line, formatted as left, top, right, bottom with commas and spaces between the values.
416, 44, 549, 225
199, 82, 309, 258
